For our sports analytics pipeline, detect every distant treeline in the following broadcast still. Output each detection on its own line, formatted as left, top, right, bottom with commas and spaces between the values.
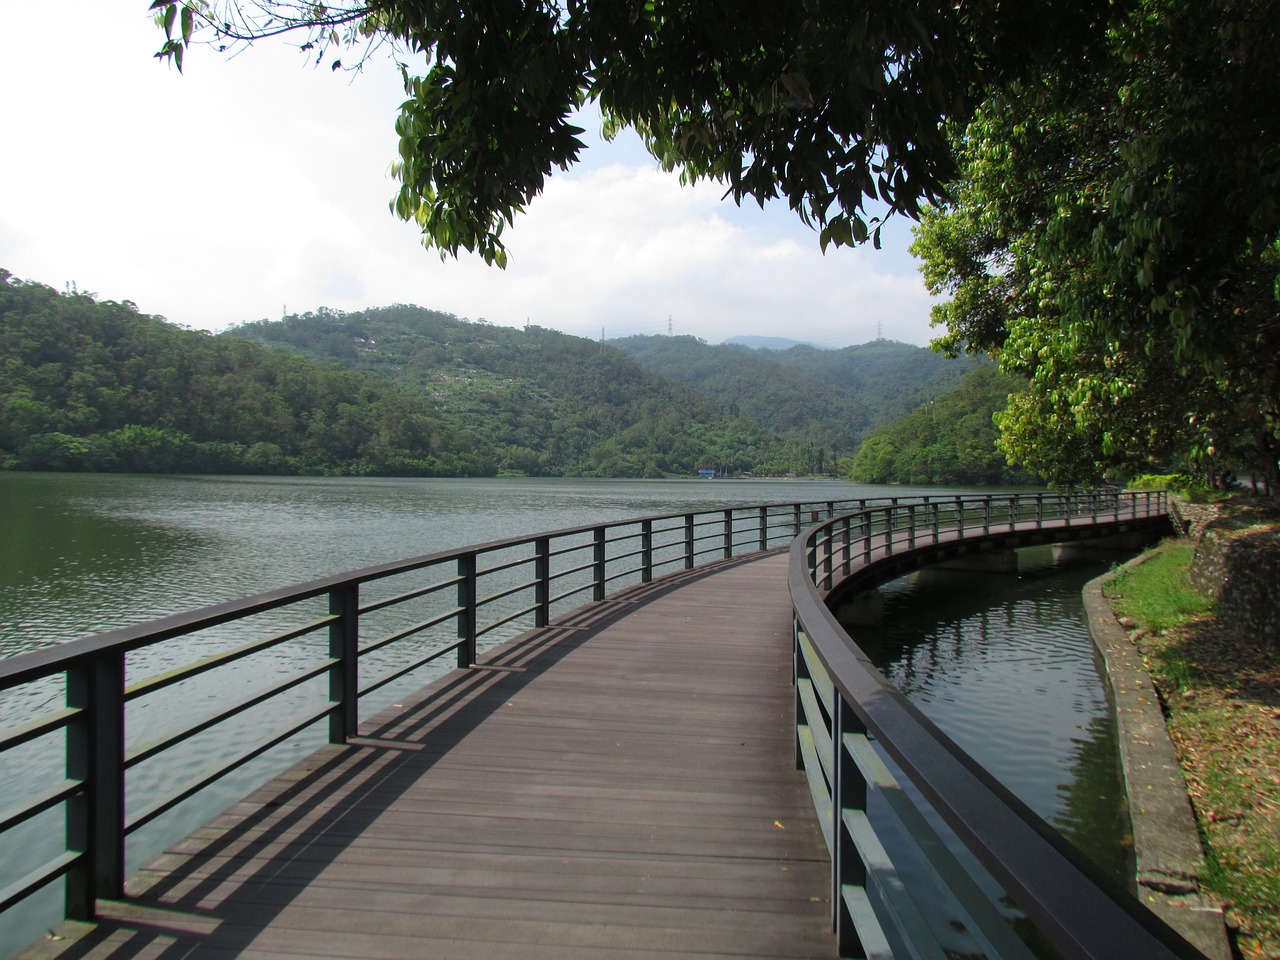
2, 267, 1032, 484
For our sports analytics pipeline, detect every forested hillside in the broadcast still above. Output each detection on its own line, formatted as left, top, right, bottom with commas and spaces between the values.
847, 368, 1034, 486
609, 335, 980, 455
225, 306, 785, 476
0, 270, 477, 475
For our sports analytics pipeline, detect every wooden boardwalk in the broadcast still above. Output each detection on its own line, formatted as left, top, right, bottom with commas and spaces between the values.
34, 552, 836, 960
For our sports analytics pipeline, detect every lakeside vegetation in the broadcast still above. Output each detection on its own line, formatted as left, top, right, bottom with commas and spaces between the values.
1107, 518, 1280, 958
3, 267, 1026, 483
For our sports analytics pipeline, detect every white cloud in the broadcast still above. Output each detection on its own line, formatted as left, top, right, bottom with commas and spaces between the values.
0, 1, 938, 347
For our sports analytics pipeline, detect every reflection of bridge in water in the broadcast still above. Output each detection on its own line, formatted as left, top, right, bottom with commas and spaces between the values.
2, 493, 1202, 959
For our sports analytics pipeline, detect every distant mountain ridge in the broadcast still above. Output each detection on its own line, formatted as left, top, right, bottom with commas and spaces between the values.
720, 335, 821, 350
608, 334, 981, 454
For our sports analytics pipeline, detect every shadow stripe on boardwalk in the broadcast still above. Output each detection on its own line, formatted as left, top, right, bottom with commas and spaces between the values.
28, 552, 836, 960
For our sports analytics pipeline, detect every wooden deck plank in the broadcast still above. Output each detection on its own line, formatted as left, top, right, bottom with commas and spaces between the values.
28, 552, 837, 960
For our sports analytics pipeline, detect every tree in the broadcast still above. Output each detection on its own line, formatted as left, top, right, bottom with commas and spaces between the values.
150, 0, 1118, 264
911, 0, 1280, 496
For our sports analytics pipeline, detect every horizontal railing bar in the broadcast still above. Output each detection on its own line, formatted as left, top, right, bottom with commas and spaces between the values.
476, 603, 538, 639
359, 642, 462, 699
0, 778, 82, 835
125, 659, 335, 769
795, 722, 834, 854
549, 581, 595, 608
0, 851, 80, 916
549, 559, 597, 582
0, 706, 80, 754
476, 579, 535, 609
358, 609, 461, 659
2, 496, 934, 688
359, 574, 460, 616
475, 553, 536, 580
124, 616, 337, 702
844, 732, 1038, 960
796, 677, 835, 786
126, 700, 334, 835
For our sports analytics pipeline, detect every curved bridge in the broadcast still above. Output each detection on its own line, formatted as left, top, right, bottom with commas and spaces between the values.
0, 491, 1202, 959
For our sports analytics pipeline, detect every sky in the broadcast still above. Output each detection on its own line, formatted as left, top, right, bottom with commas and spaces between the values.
0, 2, 940, 348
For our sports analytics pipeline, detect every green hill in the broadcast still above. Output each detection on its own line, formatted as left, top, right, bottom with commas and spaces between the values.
608, 335, 980, 455
222, 306, 775, 477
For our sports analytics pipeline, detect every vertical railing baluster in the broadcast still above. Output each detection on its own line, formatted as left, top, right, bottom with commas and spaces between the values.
65, 650, 125, 919
328, 583, 359, 743
684, 514, 695, 570
841, 516, 852, 578
983, 495, 992, 534
793, 503, 803, 537
640, 522, 653, 584
535, 537, 551, 625
723, 510, 734, 561
956, 497, 965, 537
456, 552, 477, 667
908, 503, 917, 549
758, 506, 768, 553
885, 507, 894, 557
932, 500, 940, 542
593, 527, 607, 601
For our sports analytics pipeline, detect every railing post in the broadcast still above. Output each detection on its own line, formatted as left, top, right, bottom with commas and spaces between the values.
955, 497, 965, 537
822, 524, 834, 591
535, 537, 551, 625
456, 552, 477, 667
908, 503, 917, 549
65, 650, 126, 918
1036, 493, 1045, 528
758, 506, 768, 553
793, 504, 802, 537
1010, 494, 1018, 531
884, 507, 894, 556
931, 500, 940, 542
983, 496, 992, 534
640, 521, 653, 584
723, 509, 734, 561
833, 698, 870, 958
684, 514, 695, 570
841, 516, 852, 578
593, 526, 607, 601
328, 582, 359, 743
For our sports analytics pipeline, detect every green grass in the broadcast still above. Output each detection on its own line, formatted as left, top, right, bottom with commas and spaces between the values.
1106, 542, 1214, 634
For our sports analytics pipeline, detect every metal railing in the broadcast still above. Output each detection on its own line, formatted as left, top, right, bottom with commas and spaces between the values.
788, 491, 1207, 959
1, 492, 961, 940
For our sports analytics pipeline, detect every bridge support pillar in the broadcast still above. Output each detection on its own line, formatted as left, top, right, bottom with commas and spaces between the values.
938, 549, 1019, 574
835, 589, 884, 627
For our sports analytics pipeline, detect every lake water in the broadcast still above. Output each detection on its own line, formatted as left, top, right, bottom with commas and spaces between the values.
0, 473, 1126, 956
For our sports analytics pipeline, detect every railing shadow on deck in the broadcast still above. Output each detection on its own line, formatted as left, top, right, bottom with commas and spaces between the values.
788, 490, 1214, 960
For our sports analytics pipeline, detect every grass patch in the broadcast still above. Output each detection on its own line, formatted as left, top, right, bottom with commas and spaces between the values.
1108, 539, 1280, 957
1106, 541, 1213, 634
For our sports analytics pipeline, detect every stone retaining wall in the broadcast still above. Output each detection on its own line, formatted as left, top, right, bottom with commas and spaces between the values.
1189, 522, 1280, 647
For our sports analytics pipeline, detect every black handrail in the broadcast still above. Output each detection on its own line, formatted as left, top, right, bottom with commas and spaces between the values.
788, 491, 1207, 959
0, 492, 949, 937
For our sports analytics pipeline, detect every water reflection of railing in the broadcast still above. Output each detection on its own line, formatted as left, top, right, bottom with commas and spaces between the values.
0, 493, 939, 943
788, 491, 1208, 959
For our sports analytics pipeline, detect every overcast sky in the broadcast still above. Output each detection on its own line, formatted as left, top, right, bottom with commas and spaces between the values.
0, 2, 940, 348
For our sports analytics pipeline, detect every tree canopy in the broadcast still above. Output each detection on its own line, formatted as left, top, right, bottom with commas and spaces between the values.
911, 0, 1280, 495
151, 0, 1117, 263
151, 0, 1280, 497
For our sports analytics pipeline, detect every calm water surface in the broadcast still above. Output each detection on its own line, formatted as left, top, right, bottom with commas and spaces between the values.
0, 473, 1126, 956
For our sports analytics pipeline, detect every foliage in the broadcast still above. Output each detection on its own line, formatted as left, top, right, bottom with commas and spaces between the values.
846, 367, 1033, 486
150, 0, 1119, 264
0, 269, 481, 476
911, 0, 1280, 498
1128, 474, 1212, 499
224, 306, 782, 476
609, 335, 978, 457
